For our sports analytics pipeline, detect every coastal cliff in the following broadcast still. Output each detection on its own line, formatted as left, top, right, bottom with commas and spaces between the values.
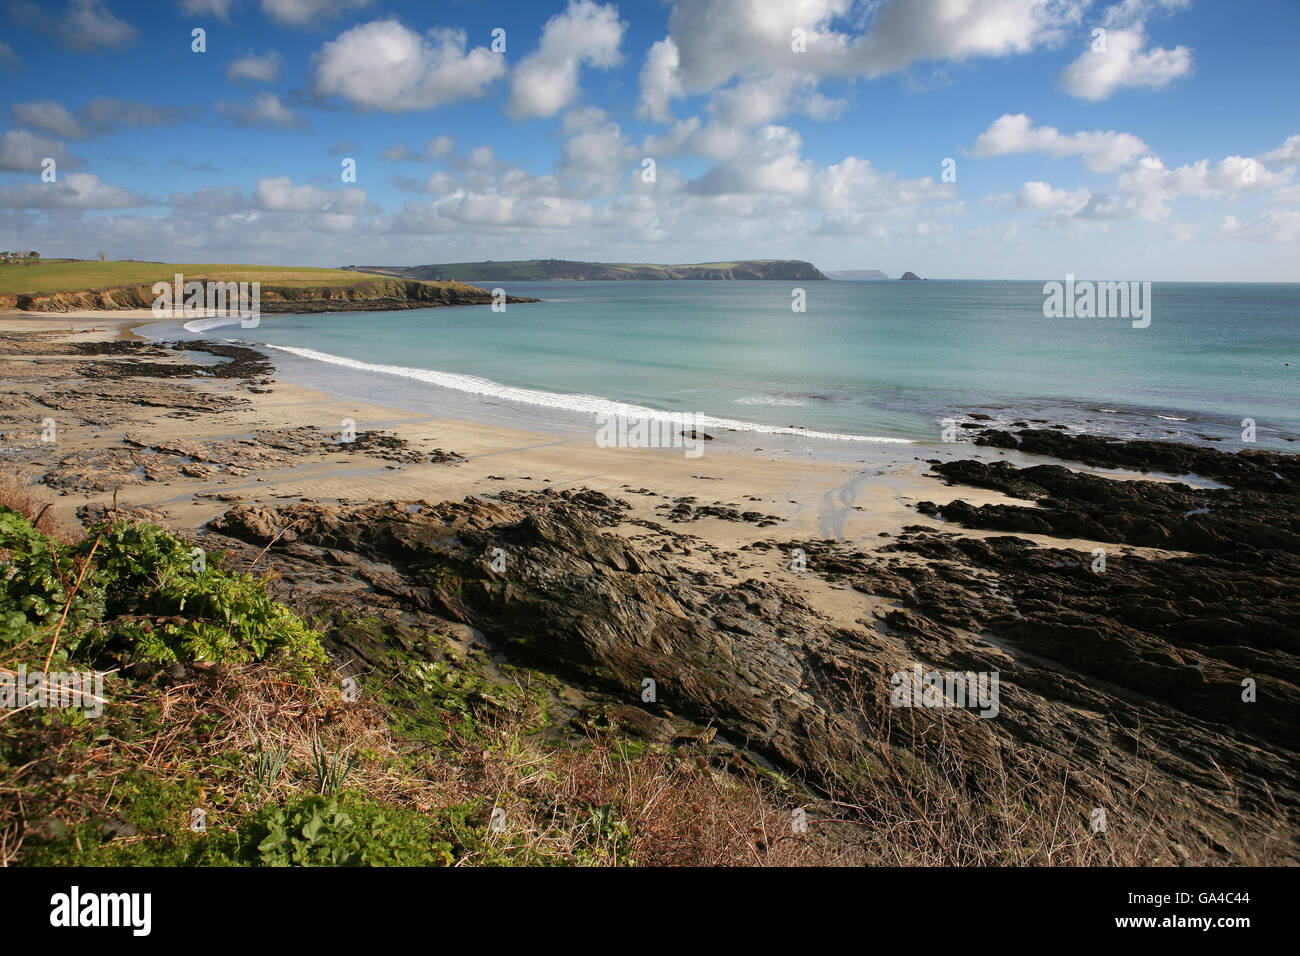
0, 277, 538, 314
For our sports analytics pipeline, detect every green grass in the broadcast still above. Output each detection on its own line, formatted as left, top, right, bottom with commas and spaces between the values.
0, 259, 404, 296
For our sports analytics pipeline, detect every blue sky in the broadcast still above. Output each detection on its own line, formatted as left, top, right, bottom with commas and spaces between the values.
1, 0, 1297, 278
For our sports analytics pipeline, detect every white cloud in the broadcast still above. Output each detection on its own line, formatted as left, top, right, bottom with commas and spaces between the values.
507, 1, 625, 119
253, 177, 366, 214
687, 125, 815, 197
11, 101, 87, 139
0, 130, 76, 172
639, 0, 1083, 117
11, 99, 190, 139
1060, 27, 1191, 100
557, 109, 637, 196
0, 172, 146, 210
260, 0, 374, 25
972, 113, 1151, 172
1016, 180, 1090, 210
1117, 154, 1291, 218
813, 155, 955, 234
227, 51, 283, 83
311, 20, 505, 112
1262, 134, 1300, 165
13, 0, 138, 52
1220, 209, 1300, 244
637, 38, 681, 122
216, 92, 301, 128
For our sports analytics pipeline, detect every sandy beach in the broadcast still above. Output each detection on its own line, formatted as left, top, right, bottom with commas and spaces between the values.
0, 309, 1157, 630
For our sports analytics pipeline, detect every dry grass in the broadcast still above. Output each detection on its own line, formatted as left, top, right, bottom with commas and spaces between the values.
0, 466, 75, 542
2, 652, 1284, 866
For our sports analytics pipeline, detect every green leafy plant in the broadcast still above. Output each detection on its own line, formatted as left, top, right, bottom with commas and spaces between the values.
249, 795, 454, 867
0, 507, 103, 658
0, 509, 325, 670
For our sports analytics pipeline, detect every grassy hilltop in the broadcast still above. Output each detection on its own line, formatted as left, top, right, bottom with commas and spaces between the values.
0, 260, 370, 296
0, 259, 536, 313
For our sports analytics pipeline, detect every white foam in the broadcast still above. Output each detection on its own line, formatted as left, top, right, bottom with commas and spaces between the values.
182, 315, 244, 334
733, 395, 806, 407
264, 343, 912, 444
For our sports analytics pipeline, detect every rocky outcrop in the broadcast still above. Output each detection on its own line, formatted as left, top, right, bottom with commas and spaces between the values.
899, 271, 922, 280
198, 458, 1300, 862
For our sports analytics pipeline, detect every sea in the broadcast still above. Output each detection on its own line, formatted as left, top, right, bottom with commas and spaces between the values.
139, 279, 1300, 458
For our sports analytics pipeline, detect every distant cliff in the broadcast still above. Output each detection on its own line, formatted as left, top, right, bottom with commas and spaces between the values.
1, 277, 538, 313
345, 259, 829, 282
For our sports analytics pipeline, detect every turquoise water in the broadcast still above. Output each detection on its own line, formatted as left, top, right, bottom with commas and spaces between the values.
164, 280, 1300, 449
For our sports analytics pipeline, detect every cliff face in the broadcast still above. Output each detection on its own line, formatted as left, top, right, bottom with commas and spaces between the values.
0, 278, 538, 313
350, 259, 829, 282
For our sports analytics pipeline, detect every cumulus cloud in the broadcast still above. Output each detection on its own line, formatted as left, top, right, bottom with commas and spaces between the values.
253, 177, 366, 214
260, 0, 374, 25
1220, 209, 1300, 244
216, 92, 302, 128
1059, 0, 1192, 100
1117, 154, 1291, 218
1060, 27, 1191, 100
637, 38, 681, 122
638, 0, 1082, 117
11, 101, 87, 139
1016, 180, 1091, 210
227, 51, 283, 83
0, 40, 21, 68
557, 109, 637, 196
0, 172, 147, 210
812, 154, 955, 235
0, 129, 77, 172
12, 98, 191, 139
686, 125, 816, 197
972, 113, 1151, 172
1262, 134, 1300, 165
311, 20, 505, 112
12, 0, 138, 52
507, 1, 625, 119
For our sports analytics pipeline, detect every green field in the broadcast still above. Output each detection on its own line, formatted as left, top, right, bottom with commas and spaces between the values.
0, 259, 381, 296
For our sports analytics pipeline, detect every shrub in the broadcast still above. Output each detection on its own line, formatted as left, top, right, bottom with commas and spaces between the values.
0, 508, 324, 669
